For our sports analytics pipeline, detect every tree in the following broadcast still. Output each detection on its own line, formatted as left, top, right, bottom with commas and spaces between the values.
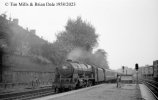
56, 17, 98, 51
51, 17, 99, 66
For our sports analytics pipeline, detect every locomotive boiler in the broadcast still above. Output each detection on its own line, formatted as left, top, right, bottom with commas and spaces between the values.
58, 60, 93, 78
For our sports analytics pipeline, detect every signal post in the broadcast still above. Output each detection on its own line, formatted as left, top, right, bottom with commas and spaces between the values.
135, 63, 139, 85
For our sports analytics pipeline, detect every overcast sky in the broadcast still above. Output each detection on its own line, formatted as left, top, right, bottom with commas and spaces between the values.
1, 0, 158, 70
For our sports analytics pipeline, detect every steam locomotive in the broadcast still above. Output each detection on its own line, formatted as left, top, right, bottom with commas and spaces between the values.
52, 60, 117, 92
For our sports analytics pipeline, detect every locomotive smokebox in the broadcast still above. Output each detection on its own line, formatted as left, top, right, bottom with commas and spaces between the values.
58, 62, 74, 78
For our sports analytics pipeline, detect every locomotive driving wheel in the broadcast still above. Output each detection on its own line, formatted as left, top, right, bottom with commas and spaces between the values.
54, 87, 60, 93
87, 81, 92, 86
75, 80, 81, 89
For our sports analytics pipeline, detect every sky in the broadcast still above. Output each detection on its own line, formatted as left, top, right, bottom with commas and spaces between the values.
0, 0, 158, 70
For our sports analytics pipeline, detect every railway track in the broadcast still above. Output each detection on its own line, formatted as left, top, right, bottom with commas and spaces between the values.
140, 79, 158, 100
0, 87, 55, 100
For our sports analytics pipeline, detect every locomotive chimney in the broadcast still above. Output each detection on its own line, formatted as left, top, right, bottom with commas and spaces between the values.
66, 59, 73, 62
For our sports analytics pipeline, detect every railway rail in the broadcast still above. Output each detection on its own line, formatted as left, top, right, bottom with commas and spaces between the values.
140, 79, 158, 100
0, 86, 55, 100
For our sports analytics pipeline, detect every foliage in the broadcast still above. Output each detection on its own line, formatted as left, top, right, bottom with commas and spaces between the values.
57, 17, 98, 51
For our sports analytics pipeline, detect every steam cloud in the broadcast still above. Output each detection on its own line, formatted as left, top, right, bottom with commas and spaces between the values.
67, 47, 109, 69
67, 47, 91, 61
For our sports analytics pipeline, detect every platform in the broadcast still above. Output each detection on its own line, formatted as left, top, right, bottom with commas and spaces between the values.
139, 84, 157, 100
34, 83, 142, 100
